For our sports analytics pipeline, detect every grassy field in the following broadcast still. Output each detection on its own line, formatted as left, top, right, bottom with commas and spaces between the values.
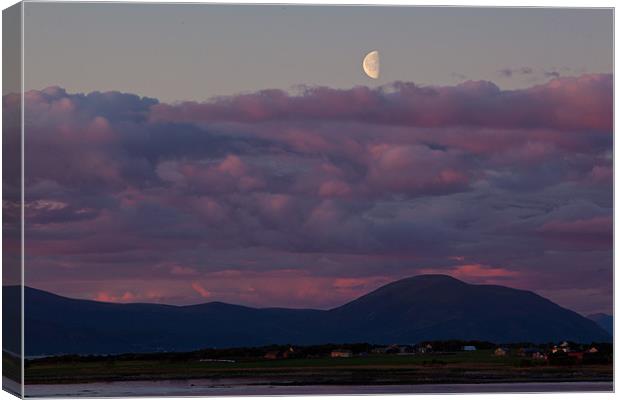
25, 350, 612, 385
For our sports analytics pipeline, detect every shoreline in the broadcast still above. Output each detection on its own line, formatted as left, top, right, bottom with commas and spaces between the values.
24, 380, 614, 397
24, 375, 614, 386
24, 350, 612, 393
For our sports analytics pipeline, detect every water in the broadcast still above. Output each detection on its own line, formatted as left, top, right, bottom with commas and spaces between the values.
24, 380, 613, 397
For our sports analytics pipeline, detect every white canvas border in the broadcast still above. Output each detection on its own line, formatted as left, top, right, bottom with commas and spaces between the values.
0, 1, 615, 400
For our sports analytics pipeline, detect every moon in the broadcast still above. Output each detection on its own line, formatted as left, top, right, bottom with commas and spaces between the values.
363, 50, 380, 79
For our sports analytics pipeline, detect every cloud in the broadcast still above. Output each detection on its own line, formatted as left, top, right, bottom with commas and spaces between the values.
539, 216, 612, 236
188, 270, 395, 308
156, 155, 265, 194
191, 282, 212, 298
151, 74, 612, 132
170, 265, 198, 276
537, 216, 612, 249
590, 165, 613, 183
498, 66, 534, 78
95, 291, 137, 303
365, 144, 470, 196
14, 74, 612, 314
419, 263, 519, 284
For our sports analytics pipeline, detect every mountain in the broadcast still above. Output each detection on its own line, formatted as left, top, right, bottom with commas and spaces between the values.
4, 275, 611, 356
587, 313, 613, 335
326, 275, 611, 344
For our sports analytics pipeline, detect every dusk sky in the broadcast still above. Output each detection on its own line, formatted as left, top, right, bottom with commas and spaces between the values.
8, 4, 613, 315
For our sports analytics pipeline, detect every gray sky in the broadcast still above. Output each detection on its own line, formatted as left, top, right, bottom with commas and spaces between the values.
23, 3, 613, 102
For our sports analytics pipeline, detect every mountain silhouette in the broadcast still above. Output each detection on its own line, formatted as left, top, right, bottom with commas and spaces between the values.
587, 313, 613, 335
4, 275, 610, 356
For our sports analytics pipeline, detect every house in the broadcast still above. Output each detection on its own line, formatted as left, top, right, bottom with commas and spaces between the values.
559, 341, 571, 352
264, 351, 282, 360
532, 352, 547, 360
588, 346, 599, 353
517, 347, 541, 357
397, 345, 415, 354
416, 343, 433, 354
567, 351, 584, 362
462, 345, 477, 351
494, 347, 508, 356
331, 349, 353, 358
264, 349, 293, 360
551, 344, 570, 354
385, 344, 401, 354
372, 347, 388, 354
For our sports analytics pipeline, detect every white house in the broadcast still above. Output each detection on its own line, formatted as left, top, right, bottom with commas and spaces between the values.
494, 347, 508, 356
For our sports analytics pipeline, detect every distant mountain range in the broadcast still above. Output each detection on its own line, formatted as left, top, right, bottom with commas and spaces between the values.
587, 313, 613, 335
3, 275, 611, 356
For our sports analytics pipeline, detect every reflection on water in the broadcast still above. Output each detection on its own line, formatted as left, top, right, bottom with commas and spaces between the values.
25, 380, 613, 397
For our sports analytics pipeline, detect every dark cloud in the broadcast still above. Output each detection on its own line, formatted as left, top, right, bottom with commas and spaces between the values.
498, 66, 534, 78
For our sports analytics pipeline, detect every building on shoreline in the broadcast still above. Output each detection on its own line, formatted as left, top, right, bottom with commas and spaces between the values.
331, 349, 353, 358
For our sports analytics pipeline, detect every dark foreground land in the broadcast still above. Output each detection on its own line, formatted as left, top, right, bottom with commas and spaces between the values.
25, 348, 612, 387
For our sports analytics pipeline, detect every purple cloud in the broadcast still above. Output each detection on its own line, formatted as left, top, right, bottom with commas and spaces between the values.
10, 74, 613, 315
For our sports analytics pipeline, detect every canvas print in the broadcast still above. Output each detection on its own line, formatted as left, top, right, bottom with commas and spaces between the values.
2, 2, 614, 397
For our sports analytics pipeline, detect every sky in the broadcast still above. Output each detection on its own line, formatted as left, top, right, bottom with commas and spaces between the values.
22, 4, 612, 101
6, 4, 613, 315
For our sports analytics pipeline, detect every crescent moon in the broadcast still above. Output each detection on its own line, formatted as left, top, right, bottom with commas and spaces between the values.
363, 50, 380, 79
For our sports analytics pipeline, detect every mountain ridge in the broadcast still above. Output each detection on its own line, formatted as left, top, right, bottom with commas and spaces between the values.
3, 275, 610, 356
587, 313, 613, 335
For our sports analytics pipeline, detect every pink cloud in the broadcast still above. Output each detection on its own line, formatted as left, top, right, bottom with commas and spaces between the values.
184, 270, 394, 309
538, 216, 612, 236
590, 165, 612, 183
150, 74, 612, 132
255, 193, 294, 220
191, 282, 212, 298
94, 291, 137, 303
217, 154, 247, 176
186, 196, 229, 223
318, 180, 352, 198
156, 155, 265, 194
36, 271, 394, 309
420, 263, 519, 284
305, 200, 345, 227
365, 144, 469, 195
